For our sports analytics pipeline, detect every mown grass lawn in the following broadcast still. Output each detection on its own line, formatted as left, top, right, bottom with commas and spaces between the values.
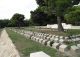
24, 27, 80, 36
66, 29, 80, 35
0, 29, 3, 35
6, 29, 57, 57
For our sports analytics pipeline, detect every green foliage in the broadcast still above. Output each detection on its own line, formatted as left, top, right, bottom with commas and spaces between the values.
35, 0, 80, 31
55, 0, 72, 16
66, 29, 80, 35
0, 19, 10, 28
23, 20, 30, 26
30, 7, 57, 26
10, 13, 25, 27
65, 6, 80, 24
36, 0, 79, 16
0, 13, 30, 27
36, 0, 45, 6
30, 9, 48, 26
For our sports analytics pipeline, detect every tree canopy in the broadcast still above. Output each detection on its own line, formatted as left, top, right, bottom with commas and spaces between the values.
35, 0, 80, 32
10, 13, 25, 27
30, 7, 57, 26
65, 6, 80, 25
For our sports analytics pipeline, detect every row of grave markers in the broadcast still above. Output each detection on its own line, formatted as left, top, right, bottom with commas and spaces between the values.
9, 28, 80, 55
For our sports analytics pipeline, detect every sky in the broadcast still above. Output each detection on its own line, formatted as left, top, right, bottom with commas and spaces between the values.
0, 0, 38, 20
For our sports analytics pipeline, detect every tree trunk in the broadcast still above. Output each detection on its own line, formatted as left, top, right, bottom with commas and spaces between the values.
57, 16, 64, 32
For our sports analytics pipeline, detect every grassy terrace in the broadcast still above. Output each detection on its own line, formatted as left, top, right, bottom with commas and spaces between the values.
66, 29, 80, 35
6, 28, 57, 57
0, 29, 2, 35
23, 27, 80, 36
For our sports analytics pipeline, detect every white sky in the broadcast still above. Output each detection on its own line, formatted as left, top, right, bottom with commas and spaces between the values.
0, 0, 38, 20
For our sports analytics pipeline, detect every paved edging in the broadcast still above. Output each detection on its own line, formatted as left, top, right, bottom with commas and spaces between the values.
0, 29, 20, 57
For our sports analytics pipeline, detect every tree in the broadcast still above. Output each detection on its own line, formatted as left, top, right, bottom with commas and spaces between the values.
65, 6, 80, 25
30, 7, 57, 26
10, 13, 25, 27
24, 20, 30, 26
36, 0, 45, 6
0, 19, 10, 28
30, 8, 48, 26
35, 0, 80, 32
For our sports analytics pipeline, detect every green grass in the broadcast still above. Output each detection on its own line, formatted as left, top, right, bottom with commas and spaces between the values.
66, 29, 80, 35
21, 27, 67, 36
0, 29, 2, 35
6, 28, 57, 57
10, 27, 80, 36
24, 27, 80, 36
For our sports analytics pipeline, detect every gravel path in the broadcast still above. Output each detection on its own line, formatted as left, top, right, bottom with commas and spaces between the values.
0, 29, 20, 57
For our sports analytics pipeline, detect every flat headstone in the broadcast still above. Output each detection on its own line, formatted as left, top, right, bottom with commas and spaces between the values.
59, 39, 64, 43
47, 41, 51, 46
71, 45, 79, 51
64, 37, 69, 39
36, 38, 39, 42
60, 36, 64, 39
72, 39, 76, 41
77, 44, 80, 48
33, 37, 36, 41
52, 35, 55, 37
30, 51, 50, 57
76, 38, 80, 41
55, 36, 59, 38
52, 43, 59, 49
59, 44, 68, 52
68, 39, 72, 42
39, 39, 43, 43
50, 38, 54, 41
42, 40, 47, 45
46, 37, 50, 40
54, 38, 58, 42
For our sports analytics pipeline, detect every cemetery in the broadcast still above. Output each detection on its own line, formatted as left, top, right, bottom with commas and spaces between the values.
6, 28, 57, 57
0, 24, 80, 57
7, 27, 80, 57
47, 23, 80, 29
0, 0, 80, 57
0, 27, 80, 57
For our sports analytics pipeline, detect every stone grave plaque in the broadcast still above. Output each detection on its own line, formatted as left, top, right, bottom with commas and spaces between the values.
30, 51, 50, 57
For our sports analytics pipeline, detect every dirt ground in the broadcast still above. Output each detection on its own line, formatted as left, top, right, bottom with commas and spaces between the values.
0, 29, 20, 57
